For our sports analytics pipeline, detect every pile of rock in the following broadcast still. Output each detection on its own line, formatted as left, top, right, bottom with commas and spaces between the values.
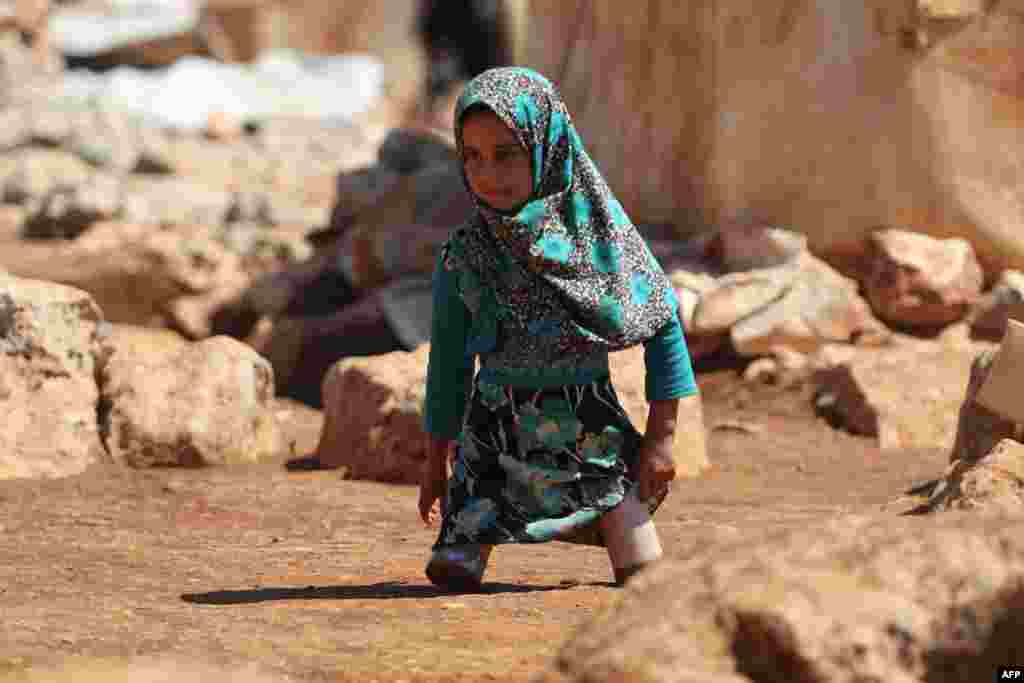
0, 270, 282, 479
674, 222, 1009, 457
0, 79, 401, 339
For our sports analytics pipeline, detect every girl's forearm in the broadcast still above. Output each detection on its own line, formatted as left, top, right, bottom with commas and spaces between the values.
644, 399, 679, 443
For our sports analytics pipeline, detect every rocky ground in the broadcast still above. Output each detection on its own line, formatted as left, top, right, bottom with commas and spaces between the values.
0, 366, 951, 682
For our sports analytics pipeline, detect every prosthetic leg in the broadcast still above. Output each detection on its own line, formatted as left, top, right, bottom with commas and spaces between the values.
599, 489, 663, 586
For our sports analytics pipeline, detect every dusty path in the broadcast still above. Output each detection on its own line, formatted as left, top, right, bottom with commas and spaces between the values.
0, 371, 946, 681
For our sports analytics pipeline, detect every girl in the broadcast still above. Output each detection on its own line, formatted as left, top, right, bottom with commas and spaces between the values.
420, 67, 697, 590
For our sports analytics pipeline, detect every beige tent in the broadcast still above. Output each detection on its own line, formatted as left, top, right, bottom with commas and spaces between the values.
517, 0, 1024, 276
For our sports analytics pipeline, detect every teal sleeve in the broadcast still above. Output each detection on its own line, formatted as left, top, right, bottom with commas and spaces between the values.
423, 255, 474, 439
643, 314, 698, 402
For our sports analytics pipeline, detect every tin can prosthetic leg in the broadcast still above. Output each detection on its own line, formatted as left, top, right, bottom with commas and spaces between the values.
599, 488, 663, 586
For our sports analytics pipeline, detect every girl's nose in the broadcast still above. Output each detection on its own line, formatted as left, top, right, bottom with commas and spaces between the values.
474, 159, 501, 186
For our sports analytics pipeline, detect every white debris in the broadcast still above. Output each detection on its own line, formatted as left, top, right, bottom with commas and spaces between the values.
54, 50, 386, 130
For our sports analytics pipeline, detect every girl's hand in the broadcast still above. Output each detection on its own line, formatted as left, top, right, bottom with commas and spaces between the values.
636, 434, 676, 502
418, 453, 449, 526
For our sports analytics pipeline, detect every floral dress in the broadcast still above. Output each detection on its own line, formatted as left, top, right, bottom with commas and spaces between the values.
424, 247, 696, 549
442, 375, 649, 547
423, 66, 699, 551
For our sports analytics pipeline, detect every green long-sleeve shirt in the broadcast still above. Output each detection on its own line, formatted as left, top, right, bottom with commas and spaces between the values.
423, 256, 698, 439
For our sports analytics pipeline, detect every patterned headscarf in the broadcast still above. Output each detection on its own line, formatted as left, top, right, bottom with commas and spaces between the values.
444, 67, 677, 355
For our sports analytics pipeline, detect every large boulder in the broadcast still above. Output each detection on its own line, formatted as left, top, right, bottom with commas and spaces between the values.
862, 228, 984, 329
813, 334, 997, 451
690, 264, 794, 336
0, 271, 107, 479
99, 329, 281, 467
312, 344, 431, 483
658, 225, 888, 364
691, 237, 889, 357
312, 343, 709, 483
547, 513, 1024, 682
521, 2, 1024, 276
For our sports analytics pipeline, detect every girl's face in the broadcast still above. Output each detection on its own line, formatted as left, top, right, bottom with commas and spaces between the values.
460, 109, 533, 212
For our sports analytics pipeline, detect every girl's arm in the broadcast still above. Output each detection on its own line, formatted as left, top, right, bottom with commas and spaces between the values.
636, 313, 698, 499
645, 398, 680, 444
423, 251, 474, 443
643, 312, 698, 407
420, 250, 473, 524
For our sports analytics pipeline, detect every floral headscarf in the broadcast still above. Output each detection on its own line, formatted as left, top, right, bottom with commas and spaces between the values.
444, 67, 677, 356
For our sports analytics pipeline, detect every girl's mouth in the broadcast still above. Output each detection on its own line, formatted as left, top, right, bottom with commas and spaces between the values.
486, 191, 519, 205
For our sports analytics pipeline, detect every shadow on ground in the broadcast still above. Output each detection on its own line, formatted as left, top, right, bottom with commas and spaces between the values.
181, 580, 609, 604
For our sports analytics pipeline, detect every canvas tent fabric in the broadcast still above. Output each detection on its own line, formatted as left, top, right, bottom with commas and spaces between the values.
517, 0, 1024, 275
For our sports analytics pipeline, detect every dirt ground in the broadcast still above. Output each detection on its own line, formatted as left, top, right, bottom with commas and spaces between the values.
0, 367, 946, 682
